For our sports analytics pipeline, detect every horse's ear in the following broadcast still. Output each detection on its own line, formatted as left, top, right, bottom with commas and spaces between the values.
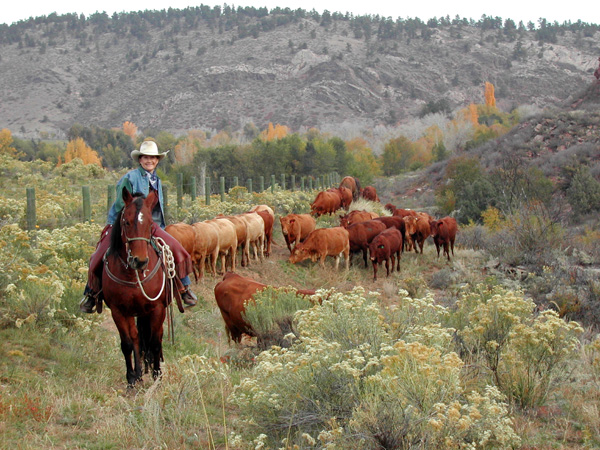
146, 189, 159, 210
122, 187, 133, 204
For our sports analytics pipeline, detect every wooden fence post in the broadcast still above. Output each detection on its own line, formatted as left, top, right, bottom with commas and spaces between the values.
281, 173, 286, 191
162, 185, 169, 222
205, 178, 211, 206
259, 176, 265, 192
82, 185, 91, 222
177, 173, 183, 209
26, 187, 36, 231
190, 176, 196, 202
107, 184, 115, 213
220, 177, 225, 202
233, 176, 238, 189
301, 176, 305, 192
270, 175, 275, 193
247, 178, 253, 193
291, 175, 295, 192
308, 177, 313, 191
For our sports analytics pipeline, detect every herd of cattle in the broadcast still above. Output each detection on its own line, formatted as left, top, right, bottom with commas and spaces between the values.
165, 176, 458, 343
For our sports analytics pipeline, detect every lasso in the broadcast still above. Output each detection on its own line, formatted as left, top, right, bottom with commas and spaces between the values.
135, 237, 176, 301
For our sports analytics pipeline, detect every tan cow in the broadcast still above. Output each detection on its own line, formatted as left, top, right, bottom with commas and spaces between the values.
239, 212, 265, 263
249, 204, 275, 257
191, 221, 220, 278
165, 223, 198, 280
205, 218, 238, 273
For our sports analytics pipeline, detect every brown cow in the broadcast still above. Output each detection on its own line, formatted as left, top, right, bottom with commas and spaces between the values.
403, 215, 431, 254
214, 272, 316, 344
369, 228, 403, 281
429, 217, 458, 261
310, 190, 342, 217
280, 213, 317, 253
339, 176, 361, 200
361, 186, 380, 202
191, 221, 220, 279
347, 220, 387, 267
289, 227, 350, 270
249, 205, 274, 257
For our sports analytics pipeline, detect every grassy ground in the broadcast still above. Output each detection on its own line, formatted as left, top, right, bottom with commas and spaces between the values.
1, 225, 599, 449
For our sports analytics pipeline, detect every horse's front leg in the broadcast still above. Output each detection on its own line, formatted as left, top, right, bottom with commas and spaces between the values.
149, 308, 167, 379
114, 311, 142, 386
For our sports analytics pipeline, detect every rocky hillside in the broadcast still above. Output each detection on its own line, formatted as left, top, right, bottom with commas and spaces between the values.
1, 8, 599, 143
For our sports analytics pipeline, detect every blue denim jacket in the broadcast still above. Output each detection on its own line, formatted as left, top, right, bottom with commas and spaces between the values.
107, 166, 166, 228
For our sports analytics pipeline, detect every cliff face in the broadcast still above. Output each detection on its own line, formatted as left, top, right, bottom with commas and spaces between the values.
1, 12, 599, 141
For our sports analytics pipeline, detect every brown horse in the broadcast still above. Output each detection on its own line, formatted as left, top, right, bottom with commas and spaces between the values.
102, 189, 179, 386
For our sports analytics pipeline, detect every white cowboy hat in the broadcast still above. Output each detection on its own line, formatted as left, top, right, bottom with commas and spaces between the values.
130, 140, 169, 161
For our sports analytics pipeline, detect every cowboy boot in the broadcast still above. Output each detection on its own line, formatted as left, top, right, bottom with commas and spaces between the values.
79, 285, 97, 313
180, 287, 198, 307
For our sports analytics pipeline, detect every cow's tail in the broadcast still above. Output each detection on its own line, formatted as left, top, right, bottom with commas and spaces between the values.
353, 177, 362, 200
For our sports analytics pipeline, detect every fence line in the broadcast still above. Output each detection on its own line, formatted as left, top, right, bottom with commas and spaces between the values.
23, 172, 342, 231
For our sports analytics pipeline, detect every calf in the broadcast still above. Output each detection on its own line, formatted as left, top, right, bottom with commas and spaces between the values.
347, 220, 387, 267
289, 227, 350, 270
429, 216, 458, 261
403, 215, 431, 254
369, 228, 403, 281
280, 213, 316, 253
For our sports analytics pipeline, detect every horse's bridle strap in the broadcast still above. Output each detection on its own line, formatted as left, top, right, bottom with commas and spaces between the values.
103, 249, 163, 287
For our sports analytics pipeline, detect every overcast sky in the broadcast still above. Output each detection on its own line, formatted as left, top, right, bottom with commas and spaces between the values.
3, 0, 599, 27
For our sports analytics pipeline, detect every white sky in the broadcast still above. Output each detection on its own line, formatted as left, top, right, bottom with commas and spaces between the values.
2, 0, 599, 27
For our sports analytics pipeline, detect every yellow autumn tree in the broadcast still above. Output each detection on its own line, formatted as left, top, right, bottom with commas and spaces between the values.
484, 82, 496, 108
123, 121, 138, 142
174, 130, 207, 164
346, 137, 380, 183
0, 128, 19, 157
260, 122, 289, 141
63, 137, 102, 166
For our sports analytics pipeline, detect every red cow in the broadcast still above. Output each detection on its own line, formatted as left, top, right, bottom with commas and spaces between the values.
339, 210, 379, 228
310, 191, 343, 217
403, 215, 431, 254
279, 213, 316, 253
392, 208, 418, 218
361, 186, 380, 202
289, 227, 350, 270
429, 217, 458, 261
339, 176, 361, 200
372, 215, 406, 238
369, 228, 403, 281
384, 203, 396, 214
214, 272, 316, 343
347, 220, 387, 267
327, 186, 353, 210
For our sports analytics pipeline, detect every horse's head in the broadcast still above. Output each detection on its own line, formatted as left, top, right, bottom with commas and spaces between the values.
116, 189, 158, 271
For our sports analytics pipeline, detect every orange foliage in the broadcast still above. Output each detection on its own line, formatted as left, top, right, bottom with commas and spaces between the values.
0, 128, 18, 157
260, 122, 289, 141
174, 130, 206, 164
484, 82, 496, 108
123, 121, 138, 142
63, 137, 102, 166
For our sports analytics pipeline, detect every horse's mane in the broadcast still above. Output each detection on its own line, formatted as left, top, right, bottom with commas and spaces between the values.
108, 193, 146, 256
